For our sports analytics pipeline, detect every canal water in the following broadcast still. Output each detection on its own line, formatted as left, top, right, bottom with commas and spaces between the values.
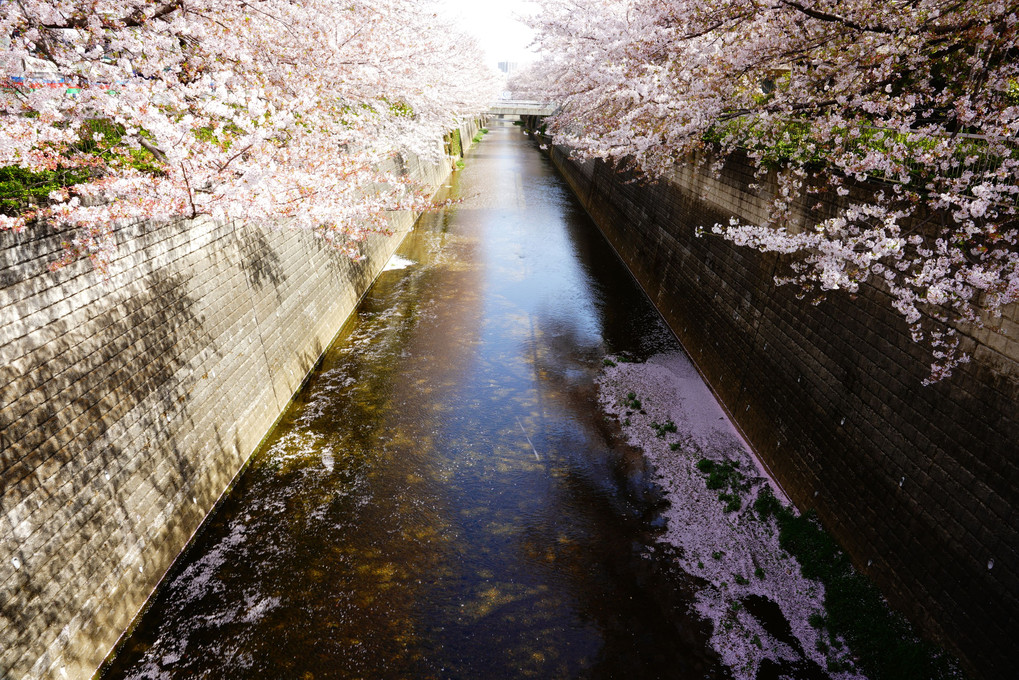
102, 121, 729, 679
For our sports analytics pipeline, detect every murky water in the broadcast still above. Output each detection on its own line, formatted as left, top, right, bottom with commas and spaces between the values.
102, 121, 729, 679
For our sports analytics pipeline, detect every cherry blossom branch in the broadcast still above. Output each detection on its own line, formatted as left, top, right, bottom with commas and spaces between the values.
517, 0, 1019, 382
776, 0, 895, 35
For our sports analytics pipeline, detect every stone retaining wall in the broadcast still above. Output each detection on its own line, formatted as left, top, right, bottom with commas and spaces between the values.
0, 119, 483, 680
549, 143, 1018, 680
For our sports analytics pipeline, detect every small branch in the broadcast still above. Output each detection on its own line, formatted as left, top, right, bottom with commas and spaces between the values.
136, 136, 168, 162
123, 1, 182, 27
217, 142, 257, 173
777, 0, 895, 35
180, 162, 198, 218
39, 1, 182, 29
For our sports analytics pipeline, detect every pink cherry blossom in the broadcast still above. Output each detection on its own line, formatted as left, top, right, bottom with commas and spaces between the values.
517, 0, 1019, 381
2, 1, 500, 270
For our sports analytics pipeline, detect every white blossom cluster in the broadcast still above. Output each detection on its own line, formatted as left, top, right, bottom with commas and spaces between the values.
517, 0, 1019, 381
1, 1, 500, 271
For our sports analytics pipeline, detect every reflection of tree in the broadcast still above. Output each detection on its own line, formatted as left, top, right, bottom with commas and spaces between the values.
508, 311, 725, 678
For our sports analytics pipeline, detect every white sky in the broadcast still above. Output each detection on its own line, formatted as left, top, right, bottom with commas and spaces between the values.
435, 0, 539, 70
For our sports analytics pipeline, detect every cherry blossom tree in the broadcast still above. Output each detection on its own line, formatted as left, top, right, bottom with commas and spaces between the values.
1, 0, 499, 270
518, 0, 1019, 381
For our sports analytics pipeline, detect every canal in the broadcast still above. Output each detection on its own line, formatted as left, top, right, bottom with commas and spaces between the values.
101, 120, 733, 679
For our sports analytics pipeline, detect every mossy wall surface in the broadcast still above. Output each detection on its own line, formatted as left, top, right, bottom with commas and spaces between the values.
549, 144, 1018, 680
0, 120, 483, 680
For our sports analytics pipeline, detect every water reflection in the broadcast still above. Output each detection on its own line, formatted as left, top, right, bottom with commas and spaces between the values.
102, 121, 726, 679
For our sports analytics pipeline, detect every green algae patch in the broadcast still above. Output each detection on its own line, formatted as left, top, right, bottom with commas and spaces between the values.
750, 487, 964, 680
697, 458, 750, 513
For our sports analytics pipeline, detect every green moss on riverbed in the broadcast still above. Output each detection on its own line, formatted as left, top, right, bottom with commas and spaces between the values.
696, 458, 750, 513
747, 485, 965, 680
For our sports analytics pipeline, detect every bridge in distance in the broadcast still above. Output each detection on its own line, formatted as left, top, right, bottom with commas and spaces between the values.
487, 100, 557, 117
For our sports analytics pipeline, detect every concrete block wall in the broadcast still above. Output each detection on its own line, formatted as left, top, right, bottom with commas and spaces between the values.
0, 126, 479, 680
550, 145, 1018, 680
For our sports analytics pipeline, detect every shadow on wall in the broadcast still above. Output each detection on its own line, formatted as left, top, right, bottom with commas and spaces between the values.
2, 132, 448, 677
243, 229, 287, 300
1, 246, 219, 677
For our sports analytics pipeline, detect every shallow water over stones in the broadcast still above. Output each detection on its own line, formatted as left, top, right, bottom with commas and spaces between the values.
102, 122, 825, 680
